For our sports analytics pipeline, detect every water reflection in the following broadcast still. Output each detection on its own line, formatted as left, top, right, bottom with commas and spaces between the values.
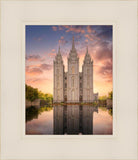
54, 105, 98, 135
26, 106, 53, 122
26, 105, 112, 135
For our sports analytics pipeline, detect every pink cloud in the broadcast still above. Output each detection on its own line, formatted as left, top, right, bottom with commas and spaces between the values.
26, 67, 43, 76
85, 34, 94, 41
26, 78, 50, 84
58, 26, 63, 30
52, 49, 55, 52
66, 26, 85, 34
58, 38, 68, 45
26, 55, 44, 62
85, 39, 88, 43
87, 26, 95, 34
60, 36, 64, 40
39, 63, 52, 70
48, 52, 56, 57
52, 26, 57, 31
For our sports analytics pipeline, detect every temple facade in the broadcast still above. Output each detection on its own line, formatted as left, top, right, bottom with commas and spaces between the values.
53, 37, 98, 103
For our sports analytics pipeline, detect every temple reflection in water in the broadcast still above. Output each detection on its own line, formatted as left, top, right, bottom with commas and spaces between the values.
54, 105, 98, 135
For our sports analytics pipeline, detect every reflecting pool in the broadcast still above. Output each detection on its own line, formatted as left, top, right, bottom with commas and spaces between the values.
26, 105, 112, 135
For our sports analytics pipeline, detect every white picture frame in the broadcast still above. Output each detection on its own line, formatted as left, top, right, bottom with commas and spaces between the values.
0, 0, 137, 160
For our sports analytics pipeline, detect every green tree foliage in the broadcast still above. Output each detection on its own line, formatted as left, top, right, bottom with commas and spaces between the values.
108, 91, 113, 100
98, 91, 113, 101
98, 95, 107, 101
44, 93, 53, 104
26, 85, 38, 102
38, 91, 53, 103
26, 84, 53, 104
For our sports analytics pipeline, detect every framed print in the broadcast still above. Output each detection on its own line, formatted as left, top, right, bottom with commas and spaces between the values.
25, 25, 113, 135
1, 0, 137, 160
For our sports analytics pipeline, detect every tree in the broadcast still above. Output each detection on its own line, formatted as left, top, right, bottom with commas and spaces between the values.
26, 84, 53, 105
98, 95, 107, 101
108, 91, 113, 100
45, 93, 53, 104
38, 91, 45, 100
26, 85, 38, 104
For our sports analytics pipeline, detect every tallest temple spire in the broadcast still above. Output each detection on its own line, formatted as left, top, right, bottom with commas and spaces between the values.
72, 36, 75, 51
69, 36, 78, 59
71, 36, 77, 53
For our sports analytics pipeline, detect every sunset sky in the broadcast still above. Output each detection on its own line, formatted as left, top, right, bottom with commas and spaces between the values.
26, 25, 112, 96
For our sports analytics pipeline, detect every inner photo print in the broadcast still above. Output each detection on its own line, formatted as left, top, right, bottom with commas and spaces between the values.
25, 25, 113, 135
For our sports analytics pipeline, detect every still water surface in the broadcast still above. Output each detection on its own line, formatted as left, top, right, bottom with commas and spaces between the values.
26, 105, 112, 135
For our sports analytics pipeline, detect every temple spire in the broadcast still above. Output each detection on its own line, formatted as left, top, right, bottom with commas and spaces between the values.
85, 46, 89, 57
72, 36, 75, 50
55, 46, 63, 64
86, 46, 88, 54
84, 46, 91, 63
58, 46, 61, 55
69, 36, 78, 59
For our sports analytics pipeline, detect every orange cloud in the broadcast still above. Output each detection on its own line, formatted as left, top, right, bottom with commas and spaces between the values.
26, 67, 43, 76
52, 26, 57, 31
26, 55, 44, 62
58, 39, 68, 45
52, 49, 55, 52
85, 39, 88, 43
63, 26, 85, 34
39, 63, 52, 70
60, 36, 64, 39
87, 26, 96, 34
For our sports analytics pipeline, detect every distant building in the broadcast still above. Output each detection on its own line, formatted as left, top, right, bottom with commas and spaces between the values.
53, 37, 98, 103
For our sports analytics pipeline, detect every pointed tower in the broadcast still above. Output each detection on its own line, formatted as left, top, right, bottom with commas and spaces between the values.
67, 36, 80, 102
53, 47, 64, 102
82, 47, 94, 102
